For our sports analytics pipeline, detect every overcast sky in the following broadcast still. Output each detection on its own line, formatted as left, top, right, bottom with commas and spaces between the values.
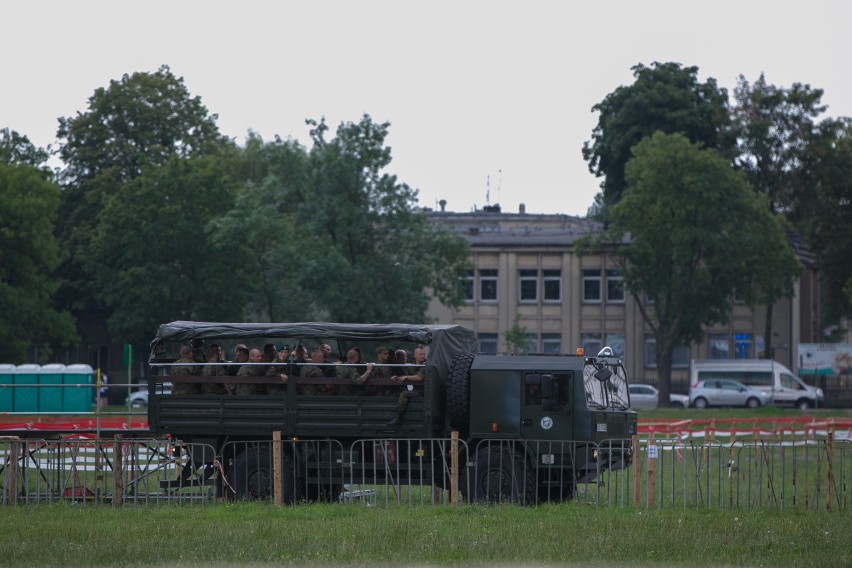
3, 1, 850, 216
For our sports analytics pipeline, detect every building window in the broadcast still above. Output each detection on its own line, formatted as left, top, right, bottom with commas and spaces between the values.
733, 333, 752, 359
644, 336, 689, 368
541, 333, 561, 354
543, 269, 561, 302
519, 269, 538, 302
479, 269, 498, 302
606, 333, 625, 358
478, 333, 498, 354
606, 269, 624, 303
581, 333, 602, 356
461, 270, 474, 302
523, 333, 539, 354
709, 333, 729, 359
583, 270, 601, 303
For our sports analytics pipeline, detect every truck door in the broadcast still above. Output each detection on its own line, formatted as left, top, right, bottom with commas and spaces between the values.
520, 372, 572, 440
469, 370, 521, 437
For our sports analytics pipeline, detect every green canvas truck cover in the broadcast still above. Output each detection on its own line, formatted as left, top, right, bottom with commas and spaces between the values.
150, 321, 478, 380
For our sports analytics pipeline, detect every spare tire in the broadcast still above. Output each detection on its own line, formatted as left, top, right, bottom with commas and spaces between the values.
447, 352, 475, 430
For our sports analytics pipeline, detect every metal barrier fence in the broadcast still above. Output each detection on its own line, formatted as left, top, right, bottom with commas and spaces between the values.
2, 434, 849, 511
0, 436, 217, 505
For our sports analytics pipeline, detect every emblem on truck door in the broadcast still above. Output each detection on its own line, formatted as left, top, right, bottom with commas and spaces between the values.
540, 416, 553, 430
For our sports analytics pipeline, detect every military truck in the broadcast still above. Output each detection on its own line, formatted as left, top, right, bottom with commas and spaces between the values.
147, 321, 637, 503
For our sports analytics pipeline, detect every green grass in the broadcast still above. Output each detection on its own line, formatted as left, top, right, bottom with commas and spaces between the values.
0, 503, 848, 567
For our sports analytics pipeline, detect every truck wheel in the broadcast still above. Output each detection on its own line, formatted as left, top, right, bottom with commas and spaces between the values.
231, 446, 297, 503
796, 399, 812, 411
746, 397, 761, 409
693, 397, 708, 409
463, 446, 535, 505
447, 352, 475, 430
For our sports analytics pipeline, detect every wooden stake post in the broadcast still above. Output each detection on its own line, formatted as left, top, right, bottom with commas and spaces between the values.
273, 431, 283, 506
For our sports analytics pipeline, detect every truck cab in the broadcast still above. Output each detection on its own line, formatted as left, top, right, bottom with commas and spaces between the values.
446, 349, 637, 502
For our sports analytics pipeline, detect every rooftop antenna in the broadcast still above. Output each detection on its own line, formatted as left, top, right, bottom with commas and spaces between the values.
497, 169, 502, 206
486, 175, 491, 205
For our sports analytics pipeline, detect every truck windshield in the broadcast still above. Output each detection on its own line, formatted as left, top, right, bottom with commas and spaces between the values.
582, 358, 630, 410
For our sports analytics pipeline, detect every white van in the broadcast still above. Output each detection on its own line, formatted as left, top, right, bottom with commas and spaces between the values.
689, 359, 824, 410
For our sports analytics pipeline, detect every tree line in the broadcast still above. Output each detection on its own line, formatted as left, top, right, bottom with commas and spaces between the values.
1, 62, 850, 389
582, 62, 852, 397
0, 66, 472, 363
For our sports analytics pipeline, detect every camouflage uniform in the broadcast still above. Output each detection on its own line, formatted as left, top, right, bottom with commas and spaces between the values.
336, 364, 370, 396
298, 364, 332, 396
265, 363, 289, 396
386, 365, 425, 426
235, 363, 264, 396
200, 363, 228, 395
397, 365, 425, 407
171, 356, 201, 395
370, 361, 395, 396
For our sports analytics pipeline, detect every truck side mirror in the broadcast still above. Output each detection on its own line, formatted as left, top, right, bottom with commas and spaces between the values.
594, 367, 612, 382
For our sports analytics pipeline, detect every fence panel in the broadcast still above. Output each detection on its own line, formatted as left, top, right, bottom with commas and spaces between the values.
3, 434, 849, 511
0, 436, 217, 505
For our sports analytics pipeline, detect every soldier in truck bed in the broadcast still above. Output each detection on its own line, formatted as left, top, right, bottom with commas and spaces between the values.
335, 348, 374, 395
298, 349, 334, 396
386, 344, 426, 426
265, 345, 290, 396
235, 348, 265, 395
172, 344, 201, 395
201, 346, 229, 395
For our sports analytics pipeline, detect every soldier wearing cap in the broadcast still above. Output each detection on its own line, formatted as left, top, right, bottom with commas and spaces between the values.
266, 345, 290, 395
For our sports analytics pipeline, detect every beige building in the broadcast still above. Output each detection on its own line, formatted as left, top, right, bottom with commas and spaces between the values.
426, 205, 820, 392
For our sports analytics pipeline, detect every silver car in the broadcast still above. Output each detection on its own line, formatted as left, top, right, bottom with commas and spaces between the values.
125, 384, 172, 408
689, 379, 771, 409
629, 384, 690, 410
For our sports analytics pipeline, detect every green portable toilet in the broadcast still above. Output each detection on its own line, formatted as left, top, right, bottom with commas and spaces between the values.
64, 364, 94, 412
0, 364, 14, 412
14, 364, 40, 412
39, 363, 66, 412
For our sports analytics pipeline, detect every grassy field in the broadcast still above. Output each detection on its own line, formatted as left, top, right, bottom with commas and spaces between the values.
0, 502, 849, 567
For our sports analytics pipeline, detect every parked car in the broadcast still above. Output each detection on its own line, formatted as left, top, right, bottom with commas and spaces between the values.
689, 379, 771, 409
690, 359, 824, 410
628, 384, 690, 410
126, 384, 172, 408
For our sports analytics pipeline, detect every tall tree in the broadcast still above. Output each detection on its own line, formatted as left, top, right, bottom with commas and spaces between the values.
55, 66, 230, 342
90, 155, 242, 343
788, 117, 852, 325
293, 115, 471, 323
0, 128, 52, 174
0, 162, 76, 362
732, 75, 826, 352
583, 62, 734, 215
208, 140, 311, 322
608, 132, 800, 400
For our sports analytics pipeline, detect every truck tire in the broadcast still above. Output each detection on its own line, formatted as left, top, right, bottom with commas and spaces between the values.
447, 352, 475, 430
796, 398, 812, 411
462, 445, 535, 505
231, 446, 297, 503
